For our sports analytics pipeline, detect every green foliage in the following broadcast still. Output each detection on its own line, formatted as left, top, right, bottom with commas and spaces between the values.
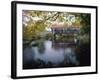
80, 14, 90, 35
80, 25, 90, 35
23, 21, 46, 40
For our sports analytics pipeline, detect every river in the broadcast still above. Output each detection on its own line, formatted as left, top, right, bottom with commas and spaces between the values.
23, 40, 90, 69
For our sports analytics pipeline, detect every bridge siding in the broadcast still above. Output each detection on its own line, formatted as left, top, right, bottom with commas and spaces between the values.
51, 27, 80, 41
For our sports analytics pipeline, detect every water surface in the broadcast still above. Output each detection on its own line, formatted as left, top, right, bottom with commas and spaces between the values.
23, 40, 90, 69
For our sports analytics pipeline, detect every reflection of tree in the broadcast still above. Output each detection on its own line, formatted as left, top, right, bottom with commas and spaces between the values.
64, 48, 79, 66
37, 41, 45, 54
75, 41, 90, 66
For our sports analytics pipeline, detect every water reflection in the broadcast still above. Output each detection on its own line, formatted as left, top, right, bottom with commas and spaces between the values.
23, 40, 90, 69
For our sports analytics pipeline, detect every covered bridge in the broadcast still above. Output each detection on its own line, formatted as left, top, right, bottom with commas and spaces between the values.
50, 22, 80, 42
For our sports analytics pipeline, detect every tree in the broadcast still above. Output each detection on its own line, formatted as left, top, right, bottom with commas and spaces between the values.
22, 10, 90, 41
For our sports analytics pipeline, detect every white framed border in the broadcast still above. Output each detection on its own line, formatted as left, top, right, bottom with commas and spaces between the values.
11, 1, 97, 79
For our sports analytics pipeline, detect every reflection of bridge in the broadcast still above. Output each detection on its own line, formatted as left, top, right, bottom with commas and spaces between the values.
52, 41, 77, 49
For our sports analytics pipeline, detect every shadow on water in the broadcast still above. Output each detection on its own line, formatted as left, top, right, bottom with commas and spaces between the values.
23, 40, 90, 69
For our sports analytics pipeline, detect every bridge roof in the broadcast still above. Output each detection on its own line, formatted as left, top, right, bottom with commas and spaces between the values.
50, 22, 69, 29
50, 21, 81, 29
